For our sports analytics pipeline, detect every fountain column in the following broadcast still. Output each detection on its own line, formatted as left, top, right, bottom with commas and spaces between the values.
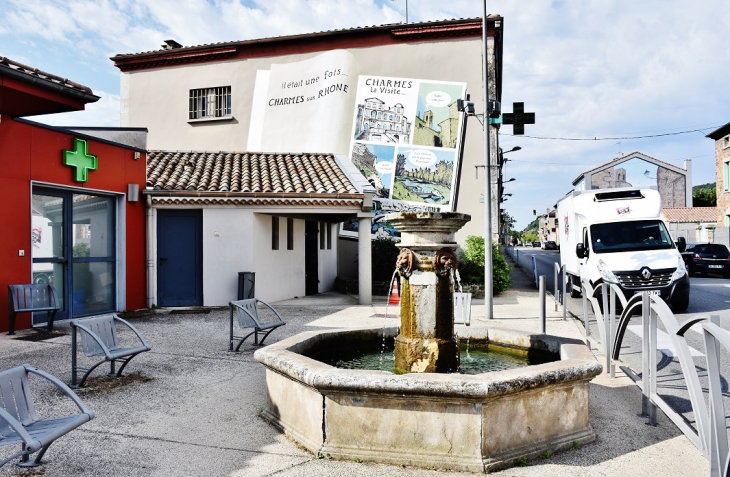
387, 212, 470, 374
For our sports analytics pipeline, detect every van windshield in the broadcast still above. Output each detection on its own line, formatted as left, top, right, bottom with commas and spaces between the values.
590, 220, 674, 254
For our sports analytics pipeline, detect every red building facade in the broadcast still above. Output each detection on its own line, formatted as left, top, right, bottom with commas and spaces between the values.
0, 58, 147, 332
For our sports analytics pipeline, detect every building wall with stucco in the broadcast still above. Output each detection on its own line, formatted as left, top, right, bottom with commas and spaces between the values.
715, 133, 730, 227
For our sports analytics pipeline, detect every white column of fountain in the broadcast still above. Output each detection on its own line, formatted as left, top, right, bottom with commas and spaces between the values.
387, 211, 470, 373
357, 214, 373, 305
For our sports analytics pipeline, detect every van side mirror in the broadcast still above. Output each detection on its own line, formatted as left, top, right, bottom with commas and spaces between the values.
676, 236, 686, 253
576, 243, 586, 259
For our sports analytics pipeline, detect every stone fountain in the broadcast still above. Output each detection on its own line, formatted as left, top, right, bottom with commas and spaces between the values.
254, 212, 602, 472
389, 211, 470, 373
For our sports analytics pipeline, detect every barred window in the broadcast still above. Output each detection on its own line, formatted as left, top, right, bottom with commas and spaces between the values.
189, 86, 231, 120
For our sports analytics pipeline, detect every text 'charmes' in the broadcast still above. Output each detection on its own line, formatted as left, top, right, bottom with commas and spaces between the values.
366, 78, 413, 95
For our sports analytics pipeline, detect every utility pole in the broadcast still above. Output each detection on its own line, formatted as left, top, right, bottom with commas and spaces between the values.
482, 0, 493, 319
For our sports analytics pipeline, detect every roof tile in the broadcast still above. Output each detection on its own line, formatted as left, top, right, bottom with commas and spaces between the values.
147, 151, 359, 195
661, 207, 717, 223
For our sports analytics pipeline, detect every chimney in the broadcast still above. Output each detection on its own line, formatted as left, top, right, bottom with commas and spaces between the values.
161, 39, 183, 50
683, 158, 693, 207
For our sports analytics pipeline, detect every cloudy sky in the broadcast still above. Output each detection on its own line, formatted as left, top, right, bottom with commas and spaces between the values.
2, 0, 729, 229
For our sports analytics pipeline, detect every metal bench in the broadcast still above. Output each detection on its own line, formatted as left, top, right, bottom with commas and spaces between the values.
229, 298, 286, 351
7, 284, 60, 335
0, 364, 94, 468
70, 314, 151, 388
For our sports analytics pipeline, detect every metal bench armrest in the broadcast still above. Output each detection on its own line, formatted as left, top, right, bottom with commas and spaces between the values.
255, 299, 286, 326
0, 407, 39, 452
23, 365, 94, 418
71, 323, 114, 359
112, 316, 151, 349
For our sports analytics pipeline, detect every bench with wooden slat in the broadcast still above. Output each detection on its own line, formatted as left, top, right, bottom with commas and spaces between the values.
70, 314, 151, 388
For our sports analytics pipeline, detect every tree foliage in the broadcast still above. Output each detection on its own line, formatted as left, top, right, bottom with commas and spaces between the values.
522, 232, 539, 243
693, 184, 716, 207
458, 236, 511, 293
371, 236, 400, 282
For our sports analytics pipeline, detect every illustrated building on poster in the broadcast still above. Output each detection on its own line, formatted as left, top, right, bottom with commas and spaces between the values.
413, 100, 460, 148
354, 98, 412, 144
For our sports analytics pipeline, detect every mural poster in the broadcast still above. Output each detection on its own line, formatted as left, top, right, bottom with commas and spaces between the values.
341, 76, 466, 239
247, 49, 358, 154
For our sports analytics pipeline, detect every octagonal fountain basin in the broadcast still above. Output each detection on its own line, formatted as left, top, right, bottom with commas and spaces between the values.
254, 326, 602, 473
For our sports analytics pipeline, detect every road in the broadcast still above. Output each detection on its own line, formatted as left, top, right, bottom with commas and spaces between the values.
509, 245, 730, 444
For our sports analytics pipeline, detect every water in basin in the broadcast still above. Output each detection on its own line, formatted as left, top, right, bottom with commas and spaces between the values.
308, 338, 558, 375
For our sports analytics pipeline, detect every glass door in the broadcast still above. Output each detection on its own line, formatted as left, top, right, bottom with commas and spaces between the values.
32, 187, 116, 324
71, 193, 116, 316
31, 191, 67, 323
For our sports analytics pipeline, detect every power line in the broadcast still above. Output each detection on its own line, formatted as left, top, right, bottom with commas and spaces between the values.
499, 126, 720, 141
504, 153, 715, 166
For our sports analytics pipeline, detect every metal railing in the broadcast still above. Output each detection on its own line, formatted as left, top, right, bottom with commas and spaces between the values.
553, 263, 567, 321
580, 278, 625, 378
580, 282, 729, 474
612, 294, 718, 459
701, 321, 730, 476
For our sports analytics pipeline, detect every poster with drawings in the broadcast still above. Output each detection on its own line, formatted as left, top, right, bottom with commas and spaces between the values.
341, 76, 466, 239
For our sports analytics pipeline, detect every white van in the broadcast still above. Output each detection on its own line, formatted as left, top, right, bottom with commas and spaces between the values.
557, 188, 689, 311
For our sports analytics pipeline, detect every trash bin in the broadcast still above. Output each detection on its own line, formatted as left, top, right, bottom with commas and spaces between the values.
238, 272, 255, 300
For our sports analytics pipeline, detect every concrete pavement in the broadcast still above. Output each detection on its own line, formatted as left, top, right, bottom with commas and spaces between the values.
0, 257, 708, 476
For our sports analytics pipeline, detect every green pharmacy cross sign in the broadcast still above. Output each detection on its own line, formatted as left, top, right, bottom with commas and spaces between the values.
63, 138, 97, 182
502, 102, 535, 135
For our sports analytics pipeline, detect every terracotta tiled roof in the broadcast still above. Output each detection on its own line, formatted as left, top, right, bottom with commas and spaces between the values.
147, 151, 359, 195
111, 17, 492, 59
0, 56, 93, 94
661, 207, 717, 223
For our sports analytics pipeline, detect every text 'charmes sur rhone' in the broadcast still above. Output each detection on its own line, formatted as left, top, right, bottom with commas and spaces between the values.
270, 69, 349, 106
270, 73, 414, 106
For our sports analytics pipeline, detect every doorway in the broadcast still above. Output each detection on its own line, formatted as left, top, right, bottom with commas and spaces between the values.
157, 209, 203, 306
305, 220, 319, 295
31, 187, 117, 324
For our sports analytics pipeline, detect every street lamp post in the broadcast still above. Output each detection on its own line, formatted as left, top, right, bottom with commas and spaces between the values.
482, 0, 493, 319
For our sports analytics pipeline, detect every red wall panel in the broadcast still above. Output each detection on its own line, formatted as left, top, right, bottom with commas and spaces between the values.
0, 118, 147, 332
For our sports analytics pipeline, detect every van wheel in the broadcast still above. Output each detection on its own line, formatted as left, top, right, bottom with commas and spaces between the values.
672, 294, 689, 313
569, 278, 582, 298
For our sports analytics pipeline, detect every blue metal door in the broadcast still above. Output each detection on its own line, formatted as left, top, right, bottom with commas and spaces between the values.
157, 210, 202, 306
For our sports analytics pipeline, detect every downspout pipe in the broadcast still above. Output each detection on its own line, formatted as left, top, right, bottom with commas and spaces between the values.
146, 194, 156, 308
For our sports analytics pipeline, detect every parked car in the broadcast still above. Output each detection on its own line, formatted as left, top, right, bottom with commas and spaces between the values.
682, 243, 730, 277
523, 242, 533, 248
543, 240, 557, 250
532, 241, 541, 248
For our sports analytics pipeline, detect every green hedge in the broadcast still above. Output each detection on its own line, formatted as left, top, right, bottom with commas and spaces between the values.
458, 235, 511, 294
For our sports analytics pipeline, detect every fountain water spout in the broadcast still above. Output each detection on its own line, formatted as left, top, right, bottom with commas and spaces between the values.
387, 212, 470, 373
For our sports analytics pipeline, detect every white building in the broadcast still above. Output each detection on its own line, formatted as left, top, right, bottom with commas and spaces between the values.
112, 17, 504, 302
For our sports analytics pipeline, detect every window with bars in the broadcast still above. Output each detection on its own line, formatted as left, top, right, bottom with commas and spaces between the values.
189, 86, 232, 120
